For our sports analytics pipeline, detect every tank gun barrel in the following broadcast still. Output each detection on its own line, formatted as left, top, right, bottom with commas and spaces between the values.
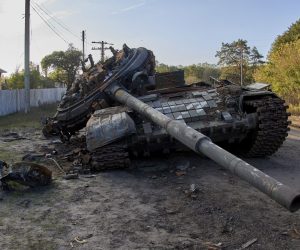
111, 86, 300, 212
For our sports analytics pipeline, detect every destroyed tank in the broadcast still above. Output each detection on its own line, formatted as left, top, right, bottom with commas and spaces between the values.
43, 45, 300, 212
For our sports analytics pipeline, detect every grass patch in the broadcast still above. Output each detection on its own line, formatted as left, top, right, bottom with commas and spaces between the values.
0, 148, 22, 162
0, 104, 58, 130
0, 140, 23, 161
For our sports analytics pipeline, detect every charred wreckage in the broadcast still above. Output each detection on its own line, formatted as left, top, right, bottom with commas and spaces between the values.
4, 44, 299, 212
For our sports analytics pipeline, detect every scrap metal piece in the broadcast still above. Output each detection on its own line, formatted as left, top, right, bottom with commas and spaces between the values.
0, 161, 52, 189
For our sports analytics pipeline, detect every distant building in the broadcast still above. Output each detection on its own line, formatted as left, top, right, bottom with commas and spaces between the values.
0, 68, 7, 90
0, 68, 6, 78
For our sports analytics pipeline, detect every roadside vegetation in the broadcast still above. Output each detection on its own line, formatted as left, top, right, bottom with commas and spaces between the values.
0, 104, 57, 130
255, 19, 300, 114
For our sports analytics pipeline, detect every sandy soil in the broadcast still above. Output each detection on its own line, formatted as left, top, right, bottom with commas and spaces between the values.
0, 128, 300, 250
290, 116, 300, 128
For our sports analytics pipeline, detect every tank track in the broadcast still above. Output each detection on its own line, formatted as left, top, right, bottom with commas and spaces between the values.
90, 143, 130, 171
242, 95, 290, 157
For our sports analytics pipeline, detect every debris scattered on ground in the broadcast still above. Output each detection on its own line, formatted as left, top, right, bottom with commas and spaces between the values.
83, 174, 96, 178
190, 183, 197, 192
0, 161, 52, 190
175, 170, 186, 176
63, 173, 79, 180
204, 241, 222, 249
70, 233, 93, 246
238, 238, 258, 249
46, 157, 65, 174
1, 132, 27, 142
184, 183, 199, 199
294, 228, 300, 236
0, 124, 299, 249
48, 139, 63, 145
74, 236, 87, 244
289, 228, 300, 239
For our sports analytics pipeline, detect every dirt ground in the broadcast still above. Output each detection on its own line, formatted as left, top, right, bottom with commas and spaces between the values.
0, 124, 300, 250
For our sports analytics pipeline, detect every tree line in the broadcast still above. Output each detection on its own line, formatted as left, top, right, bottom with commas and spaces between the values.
156, 62, 221, 84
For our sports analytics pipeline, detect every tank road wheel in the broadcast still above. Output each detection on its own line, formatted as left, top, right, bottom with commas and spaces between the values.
240, 95, 290, 157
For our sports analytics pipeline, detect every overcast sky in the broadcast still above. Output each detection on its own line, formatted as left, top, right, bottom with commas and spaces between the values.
0, 0, 300, 74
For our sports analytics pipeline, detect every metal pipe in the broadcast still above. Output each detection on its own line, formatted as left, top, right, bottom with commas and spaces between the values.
112, 87, 300, 212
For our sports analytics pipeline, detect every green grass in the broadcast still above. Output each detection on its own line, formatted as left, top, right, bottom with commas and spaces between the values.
0, 147, 21, 162
0, 104, 58, 130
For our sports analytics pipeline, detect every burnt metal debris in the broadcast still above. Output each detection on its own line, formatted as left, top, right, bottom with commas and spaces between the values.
0, 160, 52, 189
43, 44, 300, 212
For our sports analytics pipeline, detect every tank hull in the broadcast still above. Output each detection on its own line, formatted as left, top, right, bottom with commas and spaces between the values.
42, 45, 298, 212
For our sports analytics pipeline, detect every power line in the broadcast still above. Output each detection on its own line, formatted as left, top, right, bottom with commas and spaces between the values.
32, 1, 93, 47
31, 4, 69, 44
32, 1, 81, 41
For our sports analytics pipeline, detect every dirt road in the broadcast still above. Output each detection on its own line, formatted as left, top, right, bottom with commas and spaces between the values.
0, 128, 300, 249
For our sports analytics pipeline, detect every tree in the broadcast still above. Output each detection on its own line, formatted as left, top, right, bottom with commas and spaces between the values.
254, 39, 300, 106
6, 62, 55, 89
215, 39, 263, 85
155, 62, 179, 73
271, 19, 300, 54
41, 45, 82, 88
254, 19, 300, 113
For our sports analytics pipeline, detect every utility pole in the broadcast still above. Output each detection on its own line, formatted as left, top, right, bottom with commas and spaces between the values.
24, 0, 30, 113
92, 41, 114, 63
240, 47, 243, 86
82, 30, 85, 60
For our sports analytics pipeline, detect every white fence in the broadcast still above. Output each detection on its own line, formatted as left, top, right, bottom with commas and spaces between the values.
0, 88, 66, 116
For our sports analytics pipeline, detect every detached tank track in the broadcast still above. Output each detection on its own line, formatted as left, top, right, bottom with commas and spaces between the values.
242, 95, 290, 157
90, 143, 130, 171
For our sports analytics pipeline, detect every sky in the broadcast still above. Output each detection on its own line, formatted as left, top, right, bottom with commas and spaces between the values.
0, 0, 300, 74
